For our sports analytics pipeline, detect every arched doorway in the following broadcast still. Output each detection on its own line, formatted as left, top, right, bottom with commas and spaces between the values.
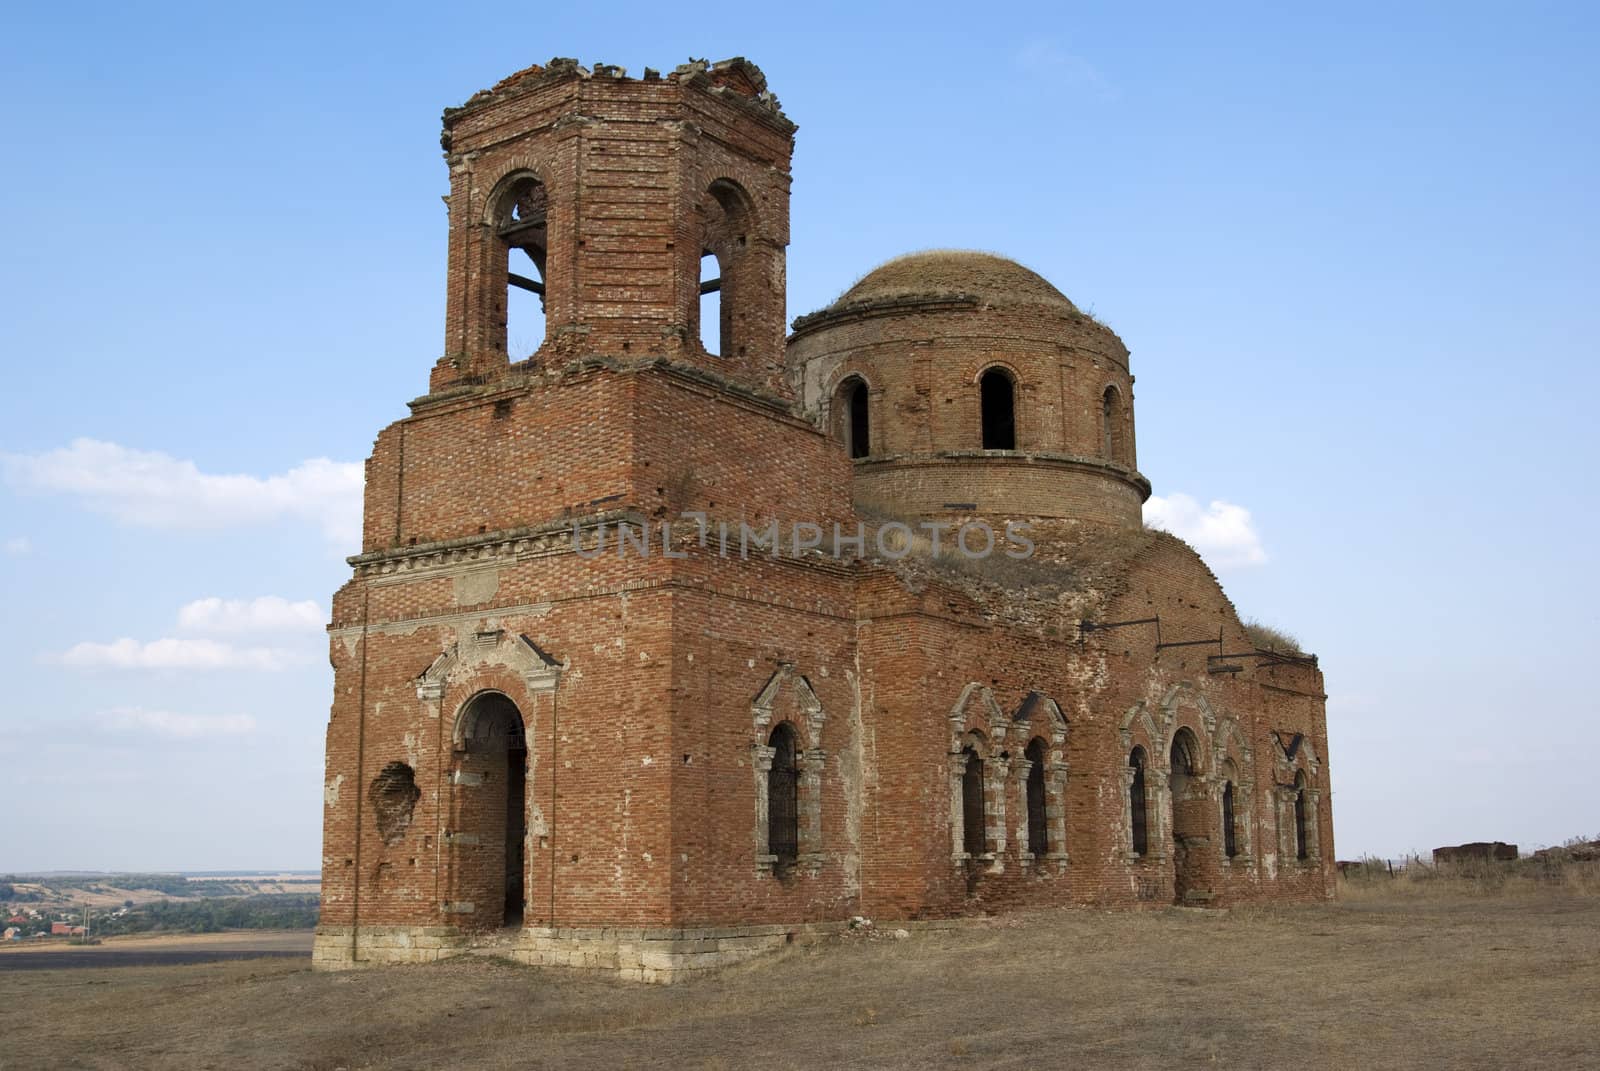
1168, 727, 1211, 904
456, 692, 528, 928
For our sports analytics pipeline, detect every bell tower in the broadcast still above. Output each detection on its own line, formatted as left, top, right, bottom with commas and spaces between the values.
433, 58, 795, 398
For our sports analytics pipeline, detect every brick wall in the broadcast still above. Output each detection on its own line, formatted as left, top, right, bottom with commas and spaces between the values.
319, 59, 1334, 963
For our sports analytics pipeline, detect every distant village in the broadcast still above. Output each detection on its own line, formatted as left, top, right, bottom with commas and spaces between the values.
1, 874, 320, 941
3, 904, 118, 942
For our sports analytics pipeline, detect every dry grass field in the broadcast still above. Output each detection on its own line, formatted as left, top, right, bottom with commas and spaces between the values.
4, 864, 1596, 1071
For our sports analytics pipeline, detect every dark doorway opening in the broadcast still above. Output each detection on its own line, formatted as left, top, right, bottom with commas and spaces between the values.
458, 691, 528, 930
505, 740, 527, 926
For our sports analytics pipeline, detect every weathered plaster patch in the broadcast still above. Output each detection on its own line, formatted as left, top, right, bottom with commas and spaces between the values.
454, 568, 501, 606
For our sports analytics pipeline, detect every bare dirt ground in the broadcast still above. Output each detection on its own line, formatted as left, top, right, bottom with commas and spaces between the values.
3, 890, 1595, 1070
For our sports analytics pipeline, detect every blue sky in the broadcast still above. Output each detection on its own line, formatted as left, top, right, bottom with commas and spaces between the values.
2, 2, 1595, 870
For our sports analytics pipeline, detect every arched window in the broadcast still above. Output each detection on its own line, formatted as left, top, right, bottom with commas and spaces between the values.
1294, 771, 1309, 861
1222, 780, 1238, 859
980, 368, 1016, 450
767, 723, 799, 868
697, 180, 755, 360
1024, 737, 1048, 857
961, 747, 987, 856
1170, 729, 1198, 785
1129, 746, 1149, 856
1100, 386, 1117, 458
837, 377, 870, 459
493, 175, 548, 359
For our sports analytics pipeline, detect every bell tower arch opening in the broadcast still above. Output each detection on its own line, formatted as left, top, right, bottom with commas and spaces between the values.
696, 179, 757, 363
492, 174, 549, 362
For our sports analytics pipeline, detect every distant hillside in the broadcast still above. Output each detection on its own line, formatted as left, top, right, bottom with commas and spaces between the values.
3, 872, 320, 911
4, 873, 321, 937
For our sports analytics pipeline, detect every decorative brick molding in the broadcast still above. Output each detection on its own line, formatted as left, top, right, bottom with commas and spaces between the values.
751, 663, 825, 877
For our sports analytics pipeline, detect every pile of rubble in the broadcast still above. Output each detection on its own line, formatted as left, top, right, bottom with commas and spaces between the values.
1531, 839, 1600, 863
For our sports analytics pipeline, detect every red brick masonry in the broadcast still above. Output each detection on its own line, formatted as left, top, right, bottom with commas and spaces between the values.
315, 57, 1334, 979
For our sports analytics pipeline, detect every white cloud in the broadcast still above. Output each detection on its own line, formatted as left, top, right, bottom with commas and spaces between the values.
3, 536, 29, 556
1015, 40, 1117, 100
54, 637, 301, 671
47, 596, 322, 673
177, 596, 324, 635
99, 706, 257, 738
1, 438, 362, 546
1143, 493, 1268, 569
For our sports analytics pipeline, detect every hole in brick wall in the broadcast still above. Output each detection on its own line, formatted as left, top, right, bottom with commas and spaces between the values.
493, 398, 513, 419
369, 762, 422, 846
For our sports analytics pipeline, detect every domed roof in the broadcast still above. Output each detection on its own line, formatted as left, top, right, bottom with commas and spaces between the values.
825, 250, 1080, 316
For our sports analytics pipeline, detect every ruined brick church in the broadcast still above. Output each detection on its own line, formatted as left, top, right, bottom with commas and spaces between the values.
315, 57, 1335, 979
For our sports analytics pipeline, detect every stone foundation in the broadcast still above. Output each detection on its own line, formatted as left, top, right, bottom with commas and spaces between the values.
509, 922, 851, 982
312, 926, 469, 968
313, 922, 846, 982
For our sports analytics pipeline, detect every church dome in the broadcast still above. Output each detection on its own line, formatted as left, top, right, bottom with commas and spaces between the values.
786, 247, 1145, 529
812, 250, 1081, 321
